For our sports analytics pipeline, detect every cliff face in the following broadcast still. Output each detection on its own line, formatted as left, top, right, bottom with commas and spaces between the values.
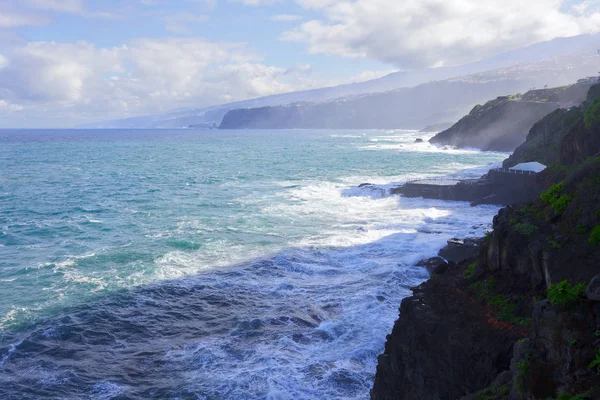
502, 108, 583, 168
429, 98, 558, 152
372, 160, 600, 399
371, 246, 523, 400
373, 84, 600, 399
504, 85, 600, 169
430, 84, 591, 152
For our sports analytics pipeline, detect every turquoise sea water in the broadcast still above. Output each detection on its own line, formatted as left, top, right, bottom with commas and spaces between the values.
0, 129, 507, 399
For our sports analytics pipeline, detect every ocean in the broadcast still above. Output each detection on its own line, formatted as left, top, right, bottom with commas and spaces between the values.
0, 129, 507, 399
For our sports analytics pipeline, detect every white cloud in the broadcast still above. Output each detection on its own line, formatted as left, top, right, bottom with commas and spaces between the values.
0, 100, 23, 112
235, 0, 278, 6
0, 8, 50, 27
284, 0, 600, 68
0, 41, 123, 103
0, 38, 332, 126
25, 0, 85, 14
161, 12, 209, 34
271, 14, 303, 22
140, 0, 216, 11
0, 0, 116, 26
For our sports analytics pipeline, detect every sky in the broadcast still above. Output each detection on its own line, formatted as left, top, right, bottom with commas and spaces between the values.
0, 0, 600, 127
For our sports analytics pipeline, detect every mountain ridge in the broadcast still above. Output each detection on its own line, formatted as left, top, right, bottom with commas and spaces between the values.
82, 34, 600, 129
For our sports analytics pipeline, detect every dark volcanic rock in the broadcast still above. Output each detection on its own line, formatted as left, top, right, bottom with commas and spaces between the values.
438, 238, 482, 264
503, 107, 584, 168
586, 274, 600, 301
417, 256, 449, 274
372, 83, 600, 400
414, 138, 424, 143
371, 251, 520, 400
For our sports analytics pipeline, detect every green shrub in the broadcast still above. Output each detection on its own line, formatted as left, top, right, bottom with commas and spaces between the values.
476, 385, 510, 400
546, 236, 562, 249
463, 261, 477, 280
483, 231, 492, 245
557, 393, 591, 400
585, 98, 600, 128
517, 204, 544, 220
516, 358, 530, 393
541, 182, 564, 204
517, 360, 529, 376
553, 194, 574, 214
513, 222, 538, 237
589, 348, 600, 374
470, 279, 531, 326
547, 280, 586, 307
540, 181, 573, 214
590, 225, 600, 244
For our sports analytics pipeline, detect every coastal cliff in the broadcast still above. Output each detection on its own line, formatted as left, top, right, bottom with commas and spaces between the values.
219, 80, 532, 130
504, 84, 600, 168
372, 83, 600, 399
429, 84, 591, 152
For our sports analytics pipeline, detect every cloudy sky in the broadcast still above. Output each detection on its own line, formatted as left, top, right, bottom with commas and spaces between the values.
0, 0, 600, 127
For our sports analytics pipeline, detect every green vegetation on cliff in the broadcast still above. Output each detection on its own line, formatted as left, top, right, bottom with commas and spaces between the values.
462, 84, 600, 399
584, 98, 600, 128
547, 280, 586, 307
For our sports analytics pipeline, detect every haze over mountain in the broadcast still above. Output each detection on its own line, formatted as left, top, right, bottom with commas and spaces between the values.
85, 34, 600, 129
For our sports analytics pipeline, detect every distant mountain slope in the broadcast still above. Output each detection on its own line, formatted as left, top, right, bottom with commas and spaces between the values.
219, 52, 599, 130
83, 34, 600, 129
429, 83, 593, 151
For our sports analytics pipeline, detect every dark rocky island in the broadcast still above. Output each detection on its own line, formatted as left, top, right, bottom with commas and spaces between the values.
372, 82, 600, 399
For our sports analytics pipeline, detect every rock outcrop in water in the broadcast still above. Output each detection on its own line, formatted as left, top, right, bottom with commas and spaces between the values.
429, 84, 592, 152
372, 83, 600, 399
